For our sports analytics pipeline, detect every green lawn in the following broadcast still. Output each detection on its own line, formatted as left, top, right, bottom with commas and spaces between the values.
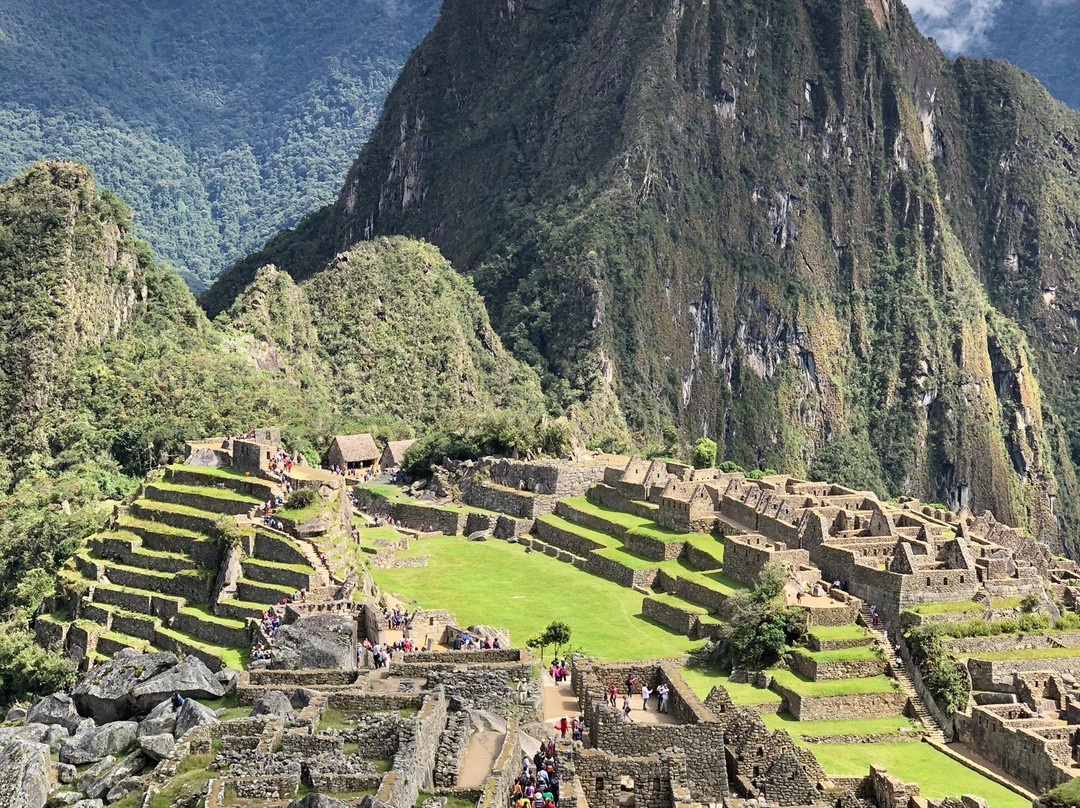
678, 663, 783, 704
559, 496, 653, 530
790, 645, 881, 663
906, 600, 983, 616
170, 464, 252, 481
808, 624, 873, 642
371, 536, 703, 660
767, 669, 897, 697
150, 480, 262, 504
762, 712, 919, 737
806, 743, 1029, 808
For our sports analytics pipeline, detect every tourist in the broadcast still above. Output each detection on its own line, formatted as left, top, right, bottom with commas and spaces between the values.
625, 673, 635, 693
570, 717, 581, 741
518, 679, 528, 704
558, 716, 568, 738
658, 683, 669, 713
641, 684, 651, 711
171, 692, 184, 710
608, 684, 617, 708
621, 696, 632, 721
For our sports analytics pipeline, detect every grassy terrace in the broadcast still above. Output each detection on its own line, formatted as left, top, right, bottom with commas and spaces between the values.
965, 647, 1080, 662
276, 498, 334, 523
761, 713, 919, 737
790, 645, 881, 663
371, 535, 704, 660
179, 605, 247, 629
648, 592, 708, 613
136, 499, 237, 520
168, 463, 253, 481
537, 514, 620, 548
767, 669, 897, 697
149, 480, 262, 504
118, 515, 209, 540
679, 664, 783, 705
358, 482, 500, 518
807, 624, 873, 643
243, 557, 316, 576
906, 596, 1024, 616
806, 743, 1028, 808
560, 496, 654, 530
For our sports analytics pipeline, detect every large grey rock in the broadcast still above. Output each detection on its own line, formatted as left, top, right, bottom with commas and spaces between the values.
60, 720, 137, 765
136, 699, 178, 739
289, 688, 320, 711
105, 778, 145, 804
5, 706, 27, 723
26, 693, 82, 733
249, 690, 294, 719
82, 753, 147, 799
138, 732, 176, 761
70, 801, 104, 808
216, 668, 240, 694
173, 699, 219, 738
287, 795, 354, 808
44, 725, 69, 750
0, 724, 49, 743
271, 614, 356, 671
130, 656, 224, 712
45, 794, 81, 808
54, 763, 76, 784
0, 740, 51, 808
75, 756, 116, 793
71, 651, 178, 723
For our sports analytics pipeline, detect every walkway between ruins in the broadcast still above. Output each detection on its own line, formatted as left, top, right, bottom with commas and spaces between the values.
458, 730, 507, 787
540, 671, 680, 729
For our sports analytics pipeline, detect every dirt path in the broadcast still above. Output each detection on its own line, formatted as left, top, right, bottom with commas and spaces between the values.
458, 731, 506, 788
541, 672, 579, 725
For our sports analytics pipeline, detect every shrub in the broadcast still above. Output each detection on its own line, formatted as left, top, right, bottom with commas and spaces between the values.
905, 625, 970, 715
285, 487, 316, 510
691, 438, 717, 469
720, 561, 805, 669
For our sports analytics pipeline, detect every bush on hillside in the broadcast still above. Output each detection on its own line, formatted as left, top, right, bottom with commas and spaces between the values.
719, 561, 804, 669
905, 625, 971, 715
691, 438, 717, 469
0, 619, 76, 707
286, 487, 316, 510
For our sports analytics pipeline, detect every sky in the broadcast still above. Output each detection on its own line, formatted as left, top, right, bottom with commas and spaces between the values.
904, 0, 1005, 53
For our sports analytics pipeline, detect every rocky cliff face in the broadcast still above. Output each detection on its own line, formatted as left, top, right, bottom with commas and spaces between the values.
206, 0, 1080, 553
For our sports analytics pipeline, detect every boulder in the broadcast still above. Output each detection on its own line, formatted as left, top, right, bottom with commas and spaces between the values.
5, 706, 27, 723
71, 651, 178, 723
249, 690, 294, 719
173, 699, 219, 738
74, 756, 116, 793
0, 740, 51, 808
289, 688, 320, 711
130, 656, 224, 712
216, 668, 240, 694
54, 763, 76, 784
105, 778, 145, 803
26, 693, 82, 733
70, 801, 104, 808
138, 732, 176, 761
0, 724, 49, 743
82, 753, 147, 799
45, 794, 81, 808
60, 720, 137, 765
270, 614, 356, 671
287, 795, 354, 808
136, 699, 178, 739
44, 725, 69, 750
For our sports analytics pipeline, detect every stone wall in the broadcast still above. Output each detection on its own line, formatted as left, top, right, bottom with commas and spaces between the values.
535, 518, 609, 557
476, 723, 522, 808
967, 655, 1080, 691
464, 480, 556, 520
588, 486, 661, 520
487, 458, 607, 498
575, 748, 681, 808
144, 483, 255, 517
788, 650, 887, 681
722, 535, 809, 587
584, 555, 659, 589
426, 666, 528, 709
556, 501, 631, 538
778, 687, 908, 721
130, 501, 222, 538
253, 530, 310, 566
167, 467, 276, 500
955, 705, 1074, 794
671, 577, 729, 612
434, 711, 470, 787
624, 532, 684, 562
641, 598, 702, 636
376, 689, 448, 808
683, 543, 724, 572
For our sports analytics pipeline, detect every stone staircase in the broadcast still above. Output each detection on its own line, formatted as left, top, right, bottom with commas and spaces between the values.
858, 604, 947, 743
37, 465, 321, 673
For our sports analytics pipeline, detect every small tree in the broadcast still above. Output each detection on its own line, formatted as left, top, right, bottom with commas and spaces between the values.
543, 621, 572, 659
691, 438, 717, 470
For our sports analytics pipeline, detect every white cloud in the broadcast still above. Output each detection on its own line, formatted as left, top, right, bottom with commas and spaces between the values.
903, 0, 1005, 53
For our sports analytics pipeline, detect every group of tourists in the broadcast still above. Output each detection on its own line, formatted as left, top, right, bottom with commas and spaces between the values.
248, 589, 308, 661
603, 674, 671, 720
386, 607, 408, 630
511, 740, 561, 808
358, 637, 416, 668
453, 631, 501, 650
555, 715, 584, 741
268, 449, 295, 477
548, 659, 570, 683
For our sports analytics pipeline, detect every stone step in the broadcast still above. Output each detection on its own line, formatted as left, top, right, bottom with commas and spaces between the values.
173, 607, 251, 649
154, 625, 242, 673
118, 516, 223, 568
91, 581, 186, 619
236, 577, 296, 606
94, 532, 202, 574
166, 466, 279, 502
241, 557, 317, 591
130, 500, 224, 537
99, 557, 215, 603
96, 628, 154, 657
144, 481, 261, 517
216, 598, 267, 622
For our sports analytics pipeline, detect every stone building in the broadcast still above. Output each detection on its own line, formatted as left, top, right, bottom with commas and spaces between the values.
325, 433, 381, 472
380, 439, 417, 471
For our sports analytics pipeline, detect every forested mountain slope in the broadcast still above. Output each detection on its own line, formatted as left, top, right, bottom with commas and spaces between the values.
206, 0, 1080, 555
0, 0, 439, 289
0, 162, 542, 618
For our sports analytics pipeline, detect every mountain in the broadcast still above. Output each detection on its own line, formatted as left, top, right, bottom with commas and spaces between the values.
0, 161, 543, 617
0, 0, 439, 289
908, 0, 1080, 111
207, 0, 1080, 555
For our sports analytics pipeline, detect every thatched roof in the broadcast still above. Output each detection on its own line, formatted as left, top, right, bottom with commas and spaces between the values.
329, 433, 379, 463
381, 439, 417, 466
